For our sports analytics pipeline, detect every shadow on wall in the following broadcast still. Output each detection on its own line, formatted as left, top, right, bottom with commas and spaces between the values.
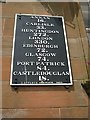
11, 85, 74, 93
41, 2, 80, 29
81, 80, 90, 97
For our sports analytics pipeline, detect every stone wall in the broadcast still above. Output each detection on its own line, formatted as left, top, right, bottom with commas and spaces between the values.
1, 2, 89, 119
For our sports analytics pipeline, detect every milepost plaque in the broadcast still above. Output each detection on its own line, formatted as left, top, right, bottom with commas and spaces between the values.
10, 14, 73, 86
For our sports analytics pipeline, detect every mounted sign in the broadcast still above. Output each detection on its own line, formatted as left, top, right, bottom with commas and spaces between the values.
10, 14, 73, 86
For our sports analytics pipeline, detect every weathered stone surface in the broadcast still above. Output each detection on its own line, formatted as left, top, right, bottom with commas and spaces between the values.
2, 80, 88, 109
2, 108, 59, 118
1, 2, 89, 119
